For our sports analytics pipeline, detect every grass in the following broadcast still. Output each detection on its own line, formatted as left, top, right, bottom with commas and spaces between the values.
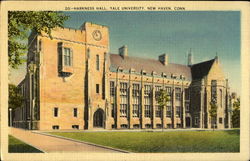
9, 135, 43, 153
49, 129, 240, 153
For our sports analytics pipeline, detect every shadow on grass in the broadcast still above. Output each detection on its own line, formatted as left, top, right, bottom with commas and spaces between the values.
9, 135, 43, 153
224, 129, 240, 135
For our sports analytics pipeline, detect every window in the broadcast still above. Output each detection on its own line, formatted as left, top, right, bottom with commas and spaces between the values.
144, 85, 152, 118
166, 106, 172, 117
133, 124, 140, 129
155, 85, 162, 98
54, 107, 58, 117
110, 81, 115, 97
120, 82, 128, 117
96, 55, 100, 70
155, 105, 161, 117
96, 84, 99, 94
72, 125, 79, 129
211, 80, 217, 103
145, 124, 151, 129
175, 88, 181, 102
195, 117, 199, 125
132, 84, 140, 117
155, 85, 162, 118
121, 124, 128, 129
165, 87, 172, 106
176, 123, 181, 128
185, 88, 190, 100
63, 47, 72, 66
185, 104, 190, 112
73, 108, 77, 117
219, 117, 223, 124
111, 103, 115, 118
52, 125, 59, 130
220, 89, 223, 108
167, 124, 172, 128
176, 106, 181, 118
156, 124, 162, 129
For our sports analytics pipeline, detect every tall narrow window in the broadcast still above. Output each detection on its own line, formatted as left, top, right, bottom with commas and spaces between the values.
176, 106, 181, 118
155, 85, 162, 117
110, 81, 115, 97
220, 89, 223, 108
110, 81, 115, 118
73, 108, 77, 117
185, 88, 190, 100
63, 48, 72, 66
111, 104, 115, 118
144, 85, 152, 118
96, 84, 99, 94
96, 55, 99, 70
120, 82, 128, 117
166, 106, 172, 117
211, 80, 217, 103
54, 107, 58, 117
132, 84, 140, 117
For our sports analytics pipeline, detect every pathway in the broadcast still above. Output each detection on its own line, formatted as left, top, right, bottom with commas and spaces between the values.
9, 127, 121, 153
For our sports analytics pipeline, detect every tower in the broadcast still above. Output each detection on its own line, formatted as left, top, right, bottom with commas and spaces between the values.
188, 48, 193, 66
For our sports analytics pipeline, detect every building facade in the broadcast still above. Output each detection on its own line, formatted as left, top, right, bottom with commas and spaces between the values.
13, 22, 231, 130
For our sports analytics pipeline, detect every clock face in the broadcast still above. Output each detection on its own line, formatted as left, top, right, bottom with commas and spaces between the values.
92, 30, 102, 41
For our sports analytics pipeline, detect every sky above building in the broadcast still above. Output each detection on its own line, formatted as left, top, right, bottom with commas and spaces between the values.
9, 11, 241, 95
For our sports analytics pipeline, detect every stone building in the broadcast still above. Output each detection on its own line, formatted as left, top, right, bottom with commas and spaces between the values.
13, 22, 231, 130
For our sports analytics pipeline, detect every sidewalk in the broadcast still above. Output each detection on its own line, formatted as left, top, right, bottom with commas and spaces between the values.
9, 127, 120, 153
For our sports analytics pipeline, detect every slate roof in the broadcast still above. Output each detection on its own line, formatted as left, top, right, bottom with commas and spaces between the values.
109, 54, 192, 80
191, 59, 215, 80
109, 54, 216, 81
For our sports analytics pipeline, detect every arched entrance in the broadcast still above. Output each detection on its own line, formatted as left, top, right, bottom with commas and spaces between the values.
93, 108, 104, 128
186, 117, 191, 128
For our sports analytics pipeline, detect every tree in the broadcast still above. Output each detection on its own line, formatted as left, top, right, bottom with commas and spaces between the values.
8, 11, 69, 69
8, 84, 23, 110
156, 89, 170, 130
232, 98, 240, 128
209, 102, 218, 130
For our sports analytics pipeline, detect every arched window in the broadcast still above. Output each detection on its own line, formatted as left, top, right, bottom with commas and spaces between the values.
96, 54, 99, 70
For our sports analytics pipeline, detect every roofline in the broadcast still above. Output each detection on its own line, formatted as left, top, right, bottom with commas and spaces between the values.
191, 58, 215, 67
109, 53, 189, 67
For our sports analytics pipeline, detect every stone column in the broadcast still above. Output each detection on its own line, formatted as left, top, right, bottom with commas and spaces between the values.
172, 85, 176, 128
116, 71, 121, 129
200, 87, 204, 128
152, 84, 156, 129
182, 89, 186, 128
129, 72, 133, 128
140, 75, 145, 129
162, 77, 166, 128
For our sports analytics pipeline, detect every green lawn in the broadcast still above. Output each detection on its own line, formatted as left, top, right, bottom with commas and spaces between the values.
9, 135, 43, 153
49, 130, 240, 153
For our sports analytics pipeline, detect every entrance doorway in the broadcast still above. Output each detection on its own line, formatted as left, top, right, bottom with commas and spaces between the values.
186, 117, 191, 128
93, 109, 104, 128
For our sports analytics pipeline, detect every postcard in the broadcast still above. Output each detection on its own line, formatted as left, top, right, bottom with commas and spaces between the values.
1, 1, 249, 161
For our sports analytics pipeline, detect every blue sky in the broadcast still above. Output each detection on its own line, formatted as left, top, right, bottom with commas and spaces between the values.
10, 11, 241, 94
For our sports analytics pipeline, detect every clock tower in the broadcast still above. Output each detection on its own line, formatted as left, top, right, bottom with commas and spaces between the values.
82, 22, 111, 129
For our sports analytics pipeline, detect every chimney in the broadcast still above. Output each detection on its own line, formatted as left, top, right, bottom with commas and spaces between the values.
119, 45, 128, 58
188, 48, 193, 66
159, 54, 168, 66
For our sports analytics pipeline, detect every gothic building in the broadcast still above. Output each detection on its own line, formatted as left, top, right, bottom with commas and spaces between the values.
13, 22, 231, 130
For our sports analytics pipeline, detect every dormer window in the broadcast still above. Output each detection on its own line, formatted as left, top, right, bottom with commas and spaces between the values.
171, 74, 177, 79
130, 68, 135, 73
142, 70, 146, 75
152, 71, 157, 76
180, 75, 185, 80
118, 67, 123, 72
162, 73, 167, 78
